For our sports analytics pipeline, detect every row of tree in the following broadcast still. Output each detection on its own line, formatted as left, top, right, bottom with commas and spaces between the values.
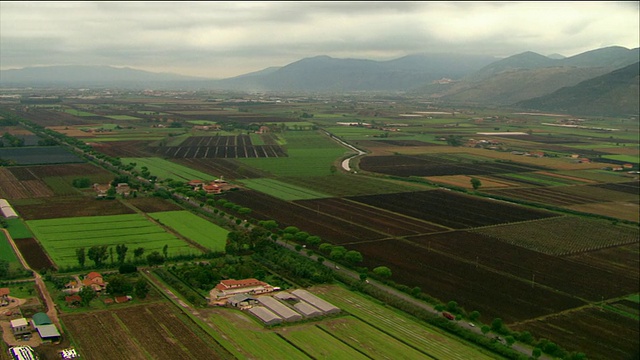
75, 244, 168, 268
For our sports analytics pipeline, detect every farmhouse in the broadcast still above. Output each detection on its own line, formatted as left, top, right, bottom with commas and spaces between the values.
209, 278, 275, 302
82, 272, 106, 292
116, 183, 131, 196
0, 199, 18, 219
93, 183, 110, 198
0, 287, 9, 303
10, 318, 30, 338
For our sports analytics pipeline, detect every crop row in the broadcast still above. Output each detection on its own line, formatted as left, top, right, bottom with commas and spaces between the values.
239, 178, 330, 201
150, 211, 228, 252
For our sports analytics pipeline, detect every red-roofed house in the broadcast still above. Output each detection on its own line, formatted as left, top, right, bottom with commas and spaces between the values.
115, 296, 132, 304
82, 272, 106, 292
0, 288, 9, 304
209, 278, 275, 303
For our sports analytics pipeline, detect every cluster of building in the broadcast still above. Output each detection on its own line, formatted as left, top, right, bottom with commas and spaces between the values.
187, 178, 236, 194
93, 182, 131, 198
209, 278, 340, 326
9, 312, 60, 343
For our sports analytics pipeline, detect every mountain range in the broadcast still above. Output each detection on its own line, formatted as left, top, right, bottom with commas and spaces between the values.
1, 46, 638, 115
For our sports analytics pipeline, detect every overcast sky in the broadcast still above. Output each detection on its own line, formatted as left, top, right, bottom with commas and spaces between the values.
1, 1, 638, 79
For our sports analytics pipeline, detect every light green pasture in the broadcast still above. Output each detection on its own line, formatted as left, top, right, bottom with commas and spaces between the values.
122, 157, 216, 182
150, 211, 228, 252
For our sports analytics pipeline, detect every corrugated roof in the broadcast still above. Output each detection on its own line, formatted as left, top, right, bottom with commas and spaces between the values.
257, 296, 301, 321
291, 289, 340, 314
36, 324, 60, 338
248, 306, 282, 325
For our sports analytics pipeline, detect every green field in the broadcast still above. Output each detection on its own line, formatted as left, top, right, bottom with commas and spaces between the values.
106, 115, 141, 121
279, 325, 370, 360
239, 178, 330, 200
316, 285, 498, 360
63, 109, 98, 117
0, 231, 18, 263
122, 157, 216, 182
26, 214, 202, 267
150, 211, 228, 252
602, 154, 640, 164
239, 131, 350, 177
5, 218, 34, 239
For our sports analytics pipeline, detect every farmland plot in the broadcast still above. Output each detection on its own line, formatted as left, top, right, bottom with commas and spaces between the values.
348, 238, 585, 324
0, 146, 84, 165
472, 216, 639, 256
62, 303, 228, 360
150, 135, 287, 159
13, 196, 135, 220
0, 167, 53, 199
150, 211, 228, 252
221, 190, 389, 244
511, 306, 639, 360
13, 238, 54, 271
26, 214, 202, 267
176, 157, 267, 180
407, 230, 639, 301
122, 157, 216, 181
347, 190, 559, 229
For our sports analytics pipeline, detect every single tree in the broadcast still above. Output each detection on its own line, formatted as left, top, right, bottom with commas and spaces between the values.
116, 244, 128, 264
147, 251, 165, 266
78, 286, 96, 306
469, 310, 481, 322
133, 247, 145, 261
470, 177, 482, 190
87, 245, 108, 267
373, 266, 392, 278
106, 274, 133, 296
162, 244, 169, 259
344, 250, 363, 264
76, 247, 86, 268
134, 278, 149, 299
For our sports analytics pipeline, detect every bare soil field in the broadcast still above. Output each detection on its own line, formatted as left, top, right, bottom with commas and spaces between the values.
221, 190, 389, 244
61, 303, 228, 360
347, 190, 558, 229
565, 201, 640, 223
511, 306, 639, 360
13, 196, 135, 220
590, 180, 639, 194
26, 163, 114, 178
425, 175, 516, 189
13, 238, 55, 271
359, 154, 548, 177
348, 238, 585, 324
0, 168, 53, 199
294, 197, 448, 237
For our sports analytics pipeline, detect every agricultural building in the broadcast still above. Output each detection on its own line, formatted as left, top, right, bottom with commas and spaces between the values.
256, 296, 302, 322
116, 183, 131, 196
209, 278, 275, 302
291, 289, 340, 315
228, 294, 258, 308
10, 318, 30, 337
248, 306, 282, 326
31, 312, 60, 343
8, 346, 37, 360
0, 199, 18, 218
65, 295, 82, 307
293, 301, 322, 318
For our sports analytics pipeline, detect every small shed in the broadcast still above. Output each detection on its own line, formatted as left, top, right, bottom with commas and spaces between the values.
65, 295, 82, 307
228, 294, 258, 308
0, 287, 9, 301
294, 301, 322, 318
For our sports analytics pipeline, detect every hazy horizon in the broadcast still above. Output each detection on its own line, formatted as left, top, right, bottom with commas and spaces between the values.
1, 1, 638, 79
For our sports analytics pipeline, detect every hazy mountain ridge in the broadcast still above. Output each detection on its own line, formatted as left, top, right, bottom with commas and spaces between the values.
516, 62, 640, 116
1, 47, 638, 116
415, 46, 640, 105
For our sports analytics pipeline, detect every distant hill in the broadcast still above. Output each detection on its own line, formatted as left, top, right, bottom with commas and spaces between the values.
0, 65, 209, 88
212, 53, 498, 92
516, 62, 640, 116
415, 46, 640, 105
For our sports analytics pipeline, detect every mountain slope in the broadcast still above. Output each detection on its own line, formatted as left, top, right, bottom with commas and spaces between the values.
213, 53, 497, 92
516, 62, 640, 116
416, 46, 640, 105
